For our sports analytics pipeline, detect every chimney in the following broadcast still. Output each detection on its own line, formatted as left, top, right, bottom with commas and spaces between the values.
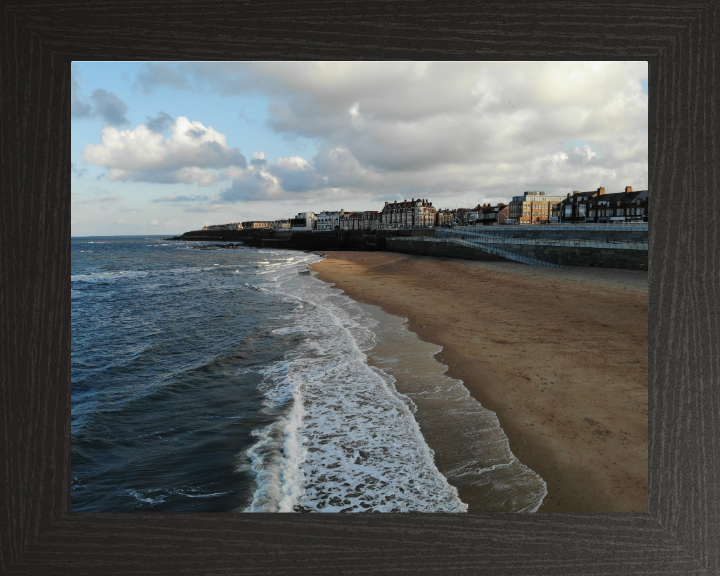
625, 186, 632, 193
598, 187, 605, 195
567, 193, 571, 197
385, 202, 388, 206
412, 198, 415, 203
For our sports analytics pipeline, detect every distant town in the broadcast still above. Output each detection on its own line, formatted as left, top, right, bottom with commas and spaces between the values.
203, 186, 649, 232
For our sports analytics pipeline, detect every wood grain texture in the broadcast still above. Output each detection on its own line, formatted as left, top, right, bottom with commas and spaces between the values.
1, 1, 717, 573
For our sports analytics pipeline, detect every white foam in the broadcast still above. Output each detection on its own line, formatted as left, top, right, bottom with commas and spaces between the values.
126, 487, 231, 508
362, 302, 548, 513
271, 326, 308, 336
241, 251, 467, 513
71, 270, 149, 284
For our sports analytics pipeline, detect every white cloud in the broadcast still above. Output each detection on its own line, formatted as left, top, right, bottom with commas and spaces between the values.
134, 62, 648, 207
82, 116, 246, 186
151, 219, 159, 225
219, 154, 333, 201
575, 145, 597, 161
152, 194, 210, 203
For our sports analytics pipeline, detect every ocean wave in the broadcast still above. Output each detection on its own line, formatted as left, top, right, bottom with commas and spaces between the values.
71, 270, 150, 284
241, 254, 467, 513
125, 487, 232, 508
364, 305, 548, 513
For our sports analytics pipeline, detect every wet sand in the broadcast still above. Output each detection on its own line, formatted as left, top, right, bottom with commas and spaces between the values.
310, 251, 648, 513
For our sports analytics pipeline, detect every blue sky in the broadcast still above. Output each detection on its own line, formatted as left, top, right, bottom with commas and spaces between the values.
71, 61, 648, 236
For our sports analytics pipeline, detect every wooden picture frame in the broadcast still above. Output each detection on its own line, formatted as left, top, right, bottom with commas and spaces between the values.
2, 2, 717, 573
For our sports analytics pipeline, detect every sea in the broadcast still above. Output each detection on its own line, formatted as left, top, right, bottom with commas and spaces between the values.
71, 235, 546, 513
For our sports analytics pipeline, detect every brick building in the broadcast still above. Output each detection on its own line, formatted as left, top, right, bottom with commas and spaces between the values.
553, 186, 648, 223
436, 209, 454, 227
380, 198, 436, 229
508, 191, 565, 224
240, 221, 272, 229
340, 211, 380, 230
586, 187, 648, 223
478, 204, 510, 225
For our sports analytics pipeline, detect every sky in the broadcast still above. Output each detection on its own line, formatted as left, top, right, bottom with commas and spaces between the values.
71, 61, 648, 237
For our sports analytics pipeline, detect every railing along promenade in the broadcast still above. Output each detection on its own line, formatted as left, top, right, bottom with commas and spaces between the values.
392, 224, 646, 269
445, 235, 567, 268
393, 230, 567, 268
436, 226, 649, 250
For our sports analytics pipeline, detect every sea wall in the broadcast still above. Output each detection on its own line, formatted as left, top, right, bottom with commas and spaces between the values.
464, 224, 648, 243
176, 229, 387, 251
385, 237, 507, 262
387, 237, 648, 270
488, 242, 647, 270
175, 224, 648, 270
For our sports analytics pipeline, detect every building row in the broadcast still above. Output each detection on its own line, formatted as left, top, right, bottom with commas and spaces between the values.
203, 187, 648, 231
551, 187, 648, 223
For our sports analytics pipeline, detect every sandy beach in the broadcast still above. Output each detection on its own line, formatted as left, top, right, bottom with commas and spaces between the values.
310, 251, 648, 513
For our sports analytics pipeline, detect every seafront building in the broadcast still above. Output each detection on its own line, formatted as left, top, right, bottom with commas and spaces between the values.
240, 221, 272, 229
290, 212, 318, 231
453, 208, 474, 226
203, 222, 243, 230
316, 210, 345, 231
206, 185, 649, 232
508, 192, 566, 225
379, 199, 436, 229
340, 211, 380, 230
552, 187, 649, 223
436, 209, 454, 227
271, 220, 291, 230
586, 187, 648, 223
477, 204, 510, 225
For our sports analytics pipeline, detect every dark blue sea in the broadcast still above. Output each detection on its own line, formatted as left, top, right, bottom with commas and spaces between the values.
71, 236, 469, 512
72, 236, 547, 513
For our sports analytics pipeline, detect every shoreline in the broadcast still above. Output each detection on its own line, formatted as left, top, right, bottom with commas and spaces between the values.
310, 251, 648, 513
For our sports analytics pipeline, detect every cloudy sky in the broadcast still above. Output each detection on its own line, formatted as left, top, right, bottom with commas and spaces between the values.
71, 61, 648, 236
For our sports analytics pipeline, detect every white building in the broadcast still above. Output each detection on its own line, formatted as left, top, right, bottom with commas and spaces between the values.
316, 209, 345, 231
290, 212, 317, 231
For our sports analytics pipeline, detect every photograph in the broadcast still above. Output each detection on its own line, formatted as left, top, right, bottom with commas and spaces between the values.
70, 61, 648, 514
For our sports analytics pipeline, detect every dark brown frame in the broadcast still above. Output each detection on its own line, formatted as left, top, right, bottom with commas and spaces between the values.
2, 2, 718, 573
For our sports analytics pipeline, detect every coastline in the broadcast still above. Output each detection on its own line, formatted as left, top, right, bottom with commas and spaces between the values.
310, 251, 648, 513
